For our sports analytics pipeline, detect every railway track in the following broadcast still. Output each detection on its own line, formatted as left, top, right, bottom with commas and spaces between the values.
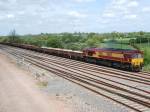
7, 48, 150, 87
3, 46, 150, 94
3, 45, 150, 82
21, 49, 150, 79
1, 45, 150, 112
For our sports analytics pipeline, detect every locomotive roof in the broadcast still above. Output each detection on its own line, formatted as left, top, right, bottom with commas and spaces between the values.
84, 48, 142, 53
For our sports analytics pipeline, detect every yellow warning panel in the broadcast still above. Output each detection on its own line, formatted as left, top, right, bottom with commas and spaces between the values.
102, 52, 108, 56
112, 53, 124, 58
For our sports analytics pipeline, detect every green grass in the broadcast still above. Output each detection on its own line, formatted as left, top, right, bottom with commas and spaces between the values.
135, 43, 150, 71
143, 64, 150, 71
135, 43, 150, 49
99, 43, 135, 50
104, 38, 132, 44
116, 38, 131, 44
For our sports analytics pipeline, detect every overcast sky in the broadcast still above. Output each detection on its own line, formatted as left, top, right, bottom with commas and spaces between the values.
0, 0, 150, 35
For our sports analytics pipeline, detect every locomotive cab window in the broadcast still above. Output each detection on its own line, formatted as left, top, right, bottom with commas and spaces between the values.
132, 54, 143, 58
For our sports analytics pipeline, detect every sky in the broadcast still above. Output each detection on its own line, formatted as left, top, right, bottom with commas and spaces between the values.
0, 0, 150, 35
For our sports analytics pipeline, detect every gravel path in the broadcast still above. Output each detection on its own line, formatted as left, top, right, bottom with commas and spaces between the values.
0, 50, 73, 112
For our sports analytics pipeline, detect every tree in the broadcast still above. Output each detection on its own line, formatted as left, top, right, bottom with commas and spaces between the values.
47, 36, 63, 48
8, 29, 20, 43
85, 35, 103, 47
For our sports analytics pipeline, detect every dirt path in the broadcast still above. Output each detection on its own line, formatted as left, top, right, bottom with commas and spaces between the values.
0, 50, 72, 112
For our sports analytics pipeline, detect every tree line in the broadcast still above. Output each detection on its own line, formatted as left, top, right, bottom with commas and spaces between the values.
1, 30, 150, 50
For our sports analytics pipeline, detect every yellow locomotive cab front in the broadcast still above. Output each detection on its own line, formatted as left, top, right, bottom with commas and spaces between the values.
131, 53, 144, 71
131, 58, 144, 66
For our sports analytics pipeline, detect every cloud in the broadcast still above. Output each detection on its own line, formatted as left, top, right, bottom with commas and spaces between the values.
0, 0, 149, 35
17, 11, 25, 15
99, 0, 140, 22
68, 11, 87, 18
73, 0, 95, 3
7, 14, 15, 18
0, 0, 93, 34
0, 14, 15, 20
113, 0, 126, 5
95, 0, 147, 33
142, 7, 150, 12
124, 14, 137, 19
127, 1, 139, 7
102, 11, 115, 18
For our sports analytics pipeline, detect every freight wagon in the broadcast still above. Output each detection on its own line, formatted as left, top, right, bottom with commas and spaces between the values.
41, 47, 83, 60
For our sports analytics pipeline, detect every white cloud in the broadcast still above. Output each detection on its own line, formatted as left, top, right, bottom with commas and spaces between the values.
0, 0, 149, 35
98, 18, 110, 24
68, 11, 87, 18
142, 7, 150, 12
0, 14, 15, 21
124, 14, 137, 19
17, 11, 25, 15
73, 0, 95, 3
127, 1, 139, 7
102, 12, 115, 18
113, 0, 126, 5
99, 0, 139, 23
7, 14, 15, 18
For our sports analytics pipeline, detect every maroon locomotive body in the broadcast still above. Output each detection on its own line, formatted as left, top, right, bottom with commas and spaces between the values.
83, 48, 144, 71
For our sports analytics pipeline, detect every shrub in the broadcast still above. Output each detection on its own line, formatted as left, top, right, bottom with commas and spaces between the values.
143, 48, 150, 65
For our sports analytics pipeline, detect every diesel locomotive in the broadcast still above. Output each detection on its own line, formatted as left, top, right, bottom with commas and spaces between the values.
83, 48, 144, 72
